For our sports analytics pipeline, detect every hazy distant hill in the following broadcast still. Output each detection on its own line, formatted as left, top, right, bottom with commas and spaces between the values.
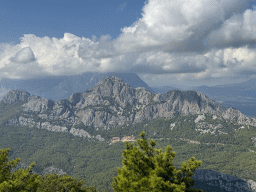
151, 85, 182, 94
0, 72, 154, 101
192, 78, 256, 117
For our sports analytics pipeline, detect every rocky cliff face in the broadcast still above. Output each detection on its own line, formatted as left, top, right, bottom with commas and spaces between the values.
193, 169, 256, 192
2, 76, 256, 135
1, 89, 35, 104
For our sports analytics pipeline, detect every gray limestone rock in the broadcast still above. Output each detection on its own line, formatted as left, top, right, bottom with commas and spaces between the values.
223, 107, 256, 126
252, 137, 256, 147
23, 97, 54, 113
95, 135, 105, 141
42, 167, 67, 175
70, 128, 91, 138
2, 76, 256, 133
39, 122, 68, 132
2, 90, 33, 104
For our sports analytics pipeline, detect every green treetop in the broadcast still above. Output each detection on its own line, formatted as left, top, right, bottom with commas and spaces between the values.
0, 148, 41, 191
0, 148, 98, 192
112, 131, 203, 192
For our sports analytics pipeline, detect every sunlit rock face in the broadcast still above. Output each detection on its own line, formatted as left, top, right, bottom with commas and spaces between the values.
2, 76, 256, 135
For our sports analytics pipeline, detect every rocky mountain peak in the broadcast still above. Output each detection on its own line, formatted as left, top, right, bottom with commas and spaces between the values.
1, 89, 33, 104
94, 76, 135, 96
71, 76, 136, 108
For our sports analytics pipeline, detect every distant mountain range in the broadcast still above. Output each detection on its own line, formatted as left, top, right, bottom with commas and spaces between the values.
151, 85, 181, 93
0, 72, 154, 101
191, 78, 256, 117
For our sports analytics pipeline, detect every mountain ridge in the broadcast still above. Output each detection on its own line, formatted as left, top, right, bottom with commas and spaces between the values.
192, 78, 256, 117
1, 76, 256, 137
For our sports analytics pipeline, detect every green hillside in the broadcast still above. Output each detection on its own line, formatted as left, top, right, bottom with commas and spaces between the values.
1, 113, 256, 191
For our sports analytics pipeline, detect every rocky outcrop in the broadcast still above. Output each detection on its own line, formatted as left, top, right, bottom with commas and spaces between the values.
95, 135, 105, 141
42, 167, 67, 175
223, 107, 256, 126
70, 128, 91, 138
252, 137, 256, 147
39, 122, 68, 132
23, 97, 54, 113
194, 114, 206, 123
193, 169, 256, 192
1, 90, 34, 104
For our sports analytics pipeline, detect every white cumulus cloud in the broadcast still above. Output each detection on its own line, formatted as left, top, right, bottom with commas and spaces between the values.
206, 9, 256, 48
10, 47, 36, 63
0, 0, 256, 86
114, 0, 252, 53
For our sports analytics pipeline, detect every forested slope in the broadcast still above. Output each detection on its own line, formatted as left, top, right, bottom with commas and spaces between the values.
1, 76, 256, 191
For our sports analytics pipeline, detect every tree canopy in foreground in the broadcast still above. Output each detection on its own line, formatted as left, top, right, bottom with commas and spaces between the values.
0, 148, 97, 192
112, 131, 203, 192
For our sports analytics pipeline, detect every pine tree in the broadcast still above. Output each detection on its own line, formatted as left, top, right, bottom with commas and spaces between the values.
0, 148, 98, 192
112, 132, 203, 192
0, 148, 41, 191
37, 173, 98, 192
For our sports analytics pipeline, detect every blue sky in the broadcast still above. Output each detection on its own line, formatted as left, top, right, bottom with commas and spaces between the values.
1, 0, 256, 87
0, 0, 145, 43
1, 0, 255, 43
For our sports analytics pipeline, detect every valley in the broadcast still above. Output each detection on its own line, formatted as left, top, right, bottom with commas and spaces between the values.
0, 76, 256, 191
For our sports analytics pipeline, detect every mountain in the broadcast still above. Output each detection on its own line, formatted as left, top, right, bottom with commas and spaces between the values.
2, 76, 256, 135
192, 78, 256, 117
1, 76, 256, 191
0, 72, 154, 101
